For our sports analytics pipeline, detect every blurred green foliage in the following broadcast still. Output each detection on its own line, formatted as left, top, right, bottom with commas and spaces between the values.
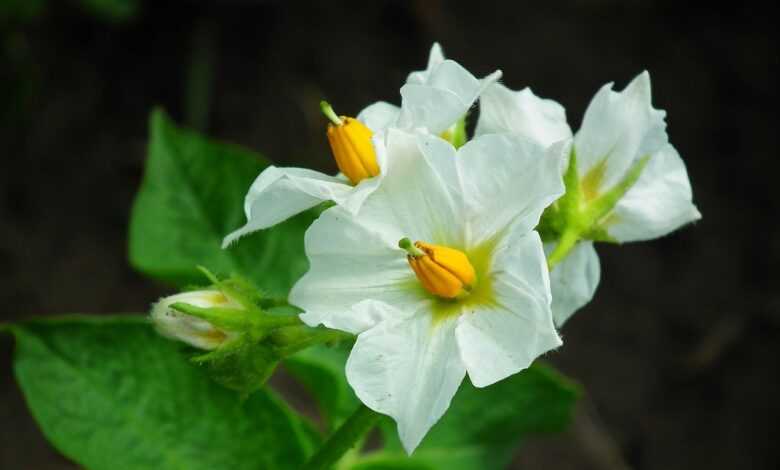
8, 316, 318, 470
129, 110, 316, 297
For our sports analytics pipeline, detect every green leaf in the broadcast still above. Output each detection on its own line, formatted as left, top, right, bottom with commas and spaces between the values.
129, 109, 315, 297
285, 343, 359, 431
77, 0, 139, 22
284, 344, 578, 469
0, 0, 46, 22
359, 364, 579, 469
7, 315, 318, 470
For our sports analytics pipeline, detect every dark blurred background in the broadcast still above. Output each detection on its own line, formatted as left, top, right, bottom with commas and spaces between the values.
1, 1, 777, 469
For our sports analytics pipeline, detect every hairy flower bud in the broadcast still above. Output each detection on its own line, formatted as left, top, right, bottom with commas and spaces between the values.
150, 290, 241, 350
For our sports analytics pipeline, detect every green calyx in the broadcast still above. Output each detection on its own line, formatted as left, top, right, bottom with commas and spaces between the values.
170, 269, 353, 396
187, 322, 351, 397
172, 269, 300, 337
542, 147, 650, 269
440, 114, 469, 149
169, 302, 300, 333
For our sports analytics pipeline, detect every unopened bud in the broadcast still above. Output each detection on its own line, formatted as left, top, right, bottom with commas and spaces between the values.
150, 290, 241, 350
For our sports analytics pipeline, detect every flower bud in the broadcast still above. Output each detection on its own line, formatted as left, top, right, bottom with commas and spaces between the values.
321, 100, 379, 185
150, 290, 241, 350
399, 238, 476, 299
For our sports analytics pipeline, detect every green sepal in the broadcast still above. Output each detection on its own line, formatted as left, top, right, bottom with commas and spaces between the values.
580, 154, 650, 240
170, 266, 301, 333
189, 322, 352, 397
544, 148, 586, 269
193, 267, 274, 311
170, 302, 252, 330
171, 299, 300, 328
271, 326, 353, 357
541, 147, 650, 268
440, 114, 469, 149
191, 333, 283, 398
538, 146, 583, 243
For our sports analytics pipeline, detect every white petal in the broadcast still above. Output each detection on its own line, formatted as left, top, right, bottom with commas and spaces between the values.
399, 60, 501, 134
456, 230, 561, 387
300, 299, 410, 336
290, 204, 424, 334
356, 129, 465, 247
222, 166, 381, 248
406, 42, 446, 84
457, 134, 566, 245
290, 129, 464, 333
357, 101, 401, 132
346, 312, 465, 453
545, 241, 601, 327
574, 71, 668, 190
476, 83, 573, 147
607, 144, 701, 242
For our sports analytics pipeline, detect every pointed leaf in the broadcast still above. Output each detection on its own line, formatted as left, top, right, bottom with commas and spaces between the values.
7, 315, 317, 470
129, 110, 315, 296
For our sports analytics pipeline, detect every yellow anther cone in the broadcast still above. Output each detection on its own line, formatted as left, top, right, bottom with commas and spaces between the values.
400, 238, 476, 299
321, 101, 379, 185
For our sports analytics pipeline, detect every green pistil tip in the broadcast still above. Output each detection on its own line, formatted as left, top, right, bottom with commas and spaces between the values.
399, 237, 424, 257
320, 100, 343, 126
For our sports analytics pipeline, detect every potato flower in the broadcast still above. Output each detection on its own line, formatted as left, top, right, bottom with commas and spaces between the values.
477, 72, 700, 325
223, 44, 500, 247
290, 128, 566, 452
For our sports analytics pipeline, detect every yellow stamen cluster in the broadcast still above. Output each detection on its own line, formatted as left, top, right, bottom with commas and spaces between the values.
400, 238, 476, 299
321, 101, 379, 185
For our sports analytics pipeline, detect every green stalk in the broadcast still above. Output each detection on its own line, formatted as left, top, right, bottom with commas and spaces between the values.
546, 228, 580, 271
275, 327, 352, 356
303, 404, 380, 470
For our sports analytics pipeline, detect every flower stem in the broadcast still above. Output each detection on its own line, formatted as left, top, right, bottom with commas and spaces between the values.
320, 100, 344, 126
398, 237, 424, 257
547, 228, 580, 271
303, 404, 380, 470
275, 327, 353, 356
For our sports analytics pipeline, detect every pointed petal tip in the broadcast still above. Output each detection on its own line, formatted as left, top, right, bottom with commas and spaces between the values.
626, 70, 653, 99
221, 224, 255, 248
428, 42, 445, 67
690, 205, 703, 222
552, 330, 564, 348
485, 69, 503, 83
220, 234, 238, 249
399, 428, 425, 455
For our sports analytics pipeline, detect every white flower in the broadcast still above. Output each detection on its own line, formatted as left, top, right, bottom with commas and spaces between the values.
222, 44, 501, 247
477, 72, 701, 326
361, 43, 502, 138
543, 241, 600, 326
150, 290, 241, 349
290, 128, 565, 453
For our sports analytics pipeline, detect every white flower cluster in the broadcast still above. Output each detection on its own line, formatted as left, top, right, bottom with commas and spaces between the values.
224, 43, 700, 453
